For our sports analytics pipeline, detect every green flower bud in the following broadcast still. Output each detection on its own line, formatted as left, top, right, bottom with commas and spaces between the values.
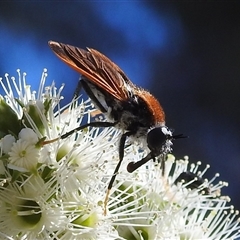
22, 101, 46, 136
0, 97, 21, 138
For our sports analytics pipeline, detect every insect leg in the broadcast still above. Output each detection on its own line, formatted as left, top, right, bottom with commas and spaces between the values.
81, 79, 107, 113
160, 154, 166, 176
43, 121, 117, 145
60, 121, 116, 140
72, 77, 83, 100
127, 152, 153, 173
103, 131, 133, 215
127, 153, 166, 176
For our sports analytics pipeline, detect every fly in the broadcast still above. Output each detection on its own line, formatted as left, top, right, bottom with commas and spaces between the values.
48, 41, 185, 214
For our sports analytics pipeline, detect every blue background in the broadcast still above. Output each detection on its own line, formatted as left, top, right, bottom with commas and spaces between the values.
0, 1, 240, 211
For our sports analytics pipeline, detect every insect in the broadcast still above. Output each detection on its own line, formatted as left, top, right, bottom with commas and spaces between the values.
48, 41, 185, 214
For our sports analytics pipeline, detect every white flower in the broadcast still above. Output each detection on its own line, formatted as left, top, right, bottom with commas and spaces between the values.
8, 138, 40, 172
0, 174, 67, 238
0, 69, 239, 240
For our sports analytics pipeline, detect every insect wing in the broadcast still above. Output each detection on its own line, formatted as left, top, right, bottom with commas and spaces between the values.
48, 41, 134, 101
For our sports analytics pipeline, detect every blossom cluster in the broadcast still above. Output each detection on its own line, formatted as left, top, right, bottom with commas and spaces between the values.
0, 70, 239, 239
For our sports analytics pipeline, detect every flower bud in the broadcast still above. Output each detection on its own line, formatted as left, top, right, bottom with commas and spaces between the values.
0, 96, 21, 138
22, 101, 45, 135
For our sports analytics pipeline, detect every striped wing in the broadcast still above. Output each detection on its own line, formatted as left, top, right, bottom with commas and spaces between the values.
49, 41, 135, 101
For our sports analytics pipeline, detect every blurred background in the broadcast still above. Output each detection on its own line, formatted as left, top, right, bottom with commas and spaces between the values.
0, 2, 240, 210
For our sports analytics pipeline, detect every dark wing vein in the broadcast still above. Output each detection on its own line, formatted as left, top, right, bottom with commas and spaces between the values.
49, 41, 135, 100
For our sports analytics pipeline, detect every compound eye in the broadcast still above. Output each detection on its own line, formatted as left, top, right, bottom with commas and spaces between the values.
147, 127, 168, 152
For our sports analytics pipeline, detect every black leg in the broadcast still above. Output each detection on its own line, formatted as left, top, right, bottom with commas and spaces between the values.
127, 152, 153, 173
81, 80, 107, 113
127, 152, 166, 176
44, 121, 117, 145
72, 78, 108, 113
72, 77, 82, 100
107, 131, 133, 190
160, 154, 166, 176
103, 131, 133, 215
60, 121, 117, 140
